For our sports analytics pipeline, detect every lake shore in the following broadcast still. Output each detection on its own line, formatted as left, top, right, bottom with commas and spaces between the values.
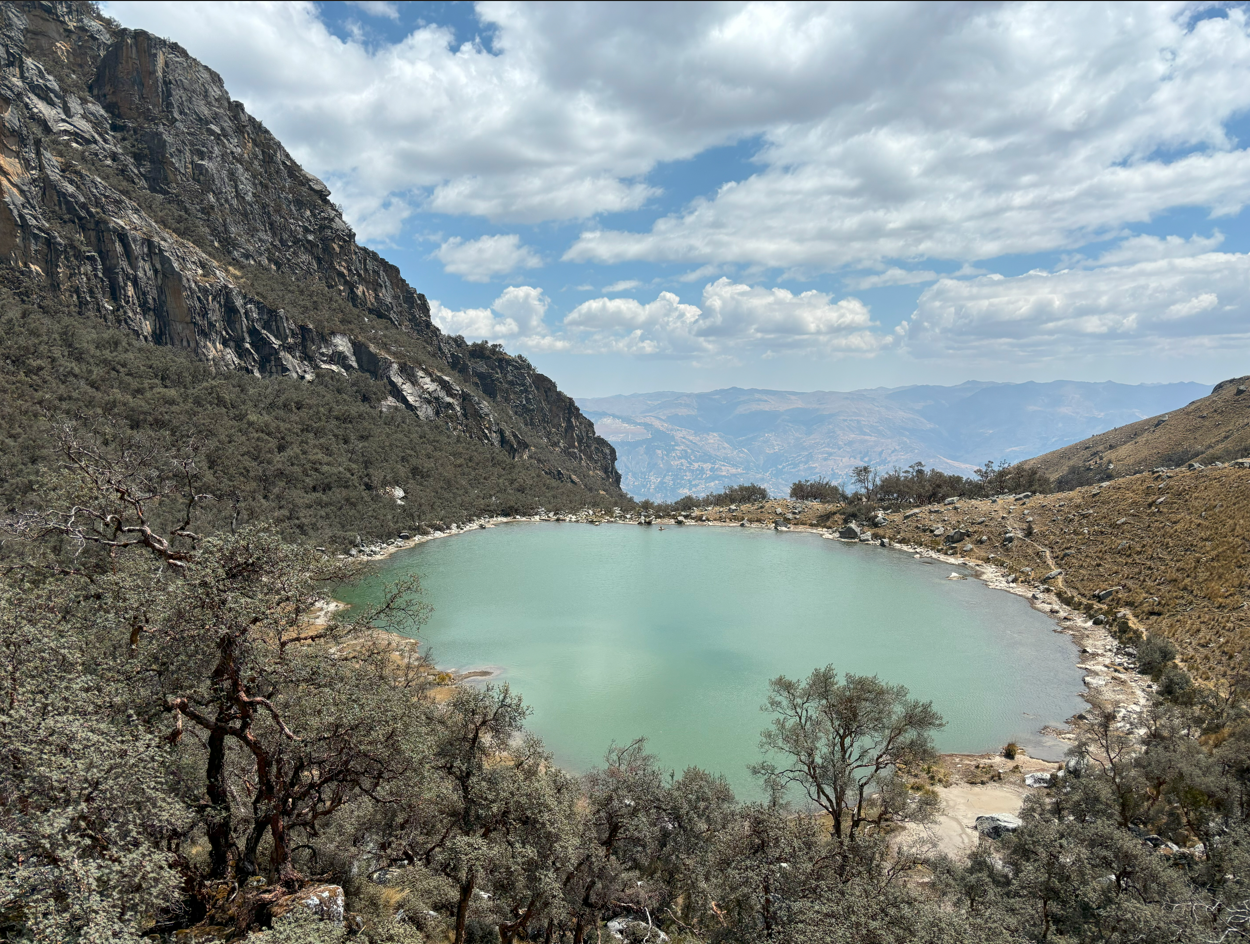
341, 507, 1146, 751
340, 512, 1125, 835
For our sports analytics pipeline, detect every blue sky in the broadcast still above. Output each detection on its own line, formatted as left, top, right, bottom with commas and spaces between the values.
104, 1, 1250, 396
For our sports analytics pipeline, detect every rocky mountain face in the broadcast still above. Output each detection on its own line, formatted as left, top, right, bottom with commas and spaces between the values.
580, 381, 1207, 500
0, 1, 618, 491
1026, 376, 1250, 488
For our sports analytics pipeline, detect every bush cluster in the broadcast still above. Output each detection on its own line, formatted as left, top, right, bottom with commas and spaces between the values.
1, 435, 1247, 944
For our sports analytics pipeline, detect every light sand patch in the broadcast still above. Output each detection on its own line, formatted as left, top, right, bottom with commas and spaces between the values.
898, 752, 1063, 858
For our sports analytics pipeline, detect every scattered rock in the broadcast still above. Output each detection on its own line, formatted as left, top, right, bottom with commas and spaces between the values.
975, 813, 1022, 839
1024, 772, 1053, 788
1043, 569, 1063, 581
607, 918, 670, 943
838, 523, 863, 540
271, 885, 346, 924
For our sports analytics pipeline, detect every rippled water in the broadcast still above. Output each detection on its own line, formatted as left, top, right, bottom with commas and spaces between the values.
337, 523, 1085, 794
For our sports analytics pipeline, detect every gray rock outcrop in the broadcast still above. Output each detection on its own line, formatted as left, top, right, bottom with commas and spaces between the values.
975, 813, 1022, 839
0, 2, 618, 490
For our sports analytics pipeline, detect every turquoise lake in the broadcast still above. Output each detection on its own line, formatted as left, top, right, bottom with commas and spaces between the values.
337, 523, 1086, 794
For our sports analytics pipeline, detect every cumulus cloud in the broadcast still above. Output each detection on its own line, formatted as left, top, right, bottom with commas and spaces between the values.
902, 252, 1250, 358
564, 279, 889, 357
430, 286, 560, 348
433, 234, 541, 282
561, 6, 1250, 269
103, 2, 1250, 271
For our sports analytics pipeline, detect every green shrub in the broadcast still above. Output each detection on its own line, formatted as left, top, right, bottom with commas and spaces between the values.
1137, 634, 1178, 678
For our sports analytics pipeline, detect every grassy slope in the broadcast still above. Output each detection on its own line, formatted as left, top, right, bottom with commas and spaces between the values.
821, 468, 1248, 682
1026, 376, 1250, 488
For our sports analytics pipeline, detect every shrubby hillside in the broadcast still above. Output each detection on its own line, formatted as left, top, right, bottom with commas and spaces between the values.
2, 436, 1248, 943
0, 1, 624, 542
0, 282, 619, 548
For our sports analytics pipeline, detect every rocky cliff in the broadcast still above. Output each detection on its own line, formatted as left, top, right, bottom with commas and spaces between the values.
0, 1, 619, 491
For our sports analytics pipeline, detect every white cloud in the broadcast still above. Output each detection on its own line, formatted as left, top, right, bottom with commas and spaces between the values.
492, 285, 550, 335
103, 2, 1250, 269
564, 278, 890, 357
846, 268, 940, 290
677, 264, 725, 283
1093, 232, 1225, 266
561, 5, 1250, 269
347, 1, 397, 20
603, 280, 642, 292
902, 252, 1250, 359
433, 234, 541, 282
430, 285, 558, 347
429, 301, 498, 339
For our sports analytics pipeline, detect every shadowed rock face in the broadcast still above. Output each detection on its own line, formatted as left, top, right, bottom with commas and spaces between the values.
0, 1, 618, 490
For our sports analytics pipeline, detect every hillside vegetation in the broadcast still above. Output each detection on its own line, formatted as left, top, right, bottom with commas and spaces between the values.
4, 433, 1250, 944
0, 283, 621, 549
1028, 377, 1250, 488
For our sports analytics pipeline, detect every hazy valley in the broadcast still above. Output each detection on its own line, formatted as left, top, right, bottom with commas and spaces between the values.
581, 380, 1208, 500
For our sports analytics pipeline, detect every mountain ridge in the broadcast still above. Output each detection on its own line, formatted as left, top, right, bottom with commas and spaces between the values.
1026, 374, 1250, 487
0, 0, 620, 495
581, 380, 1208, 500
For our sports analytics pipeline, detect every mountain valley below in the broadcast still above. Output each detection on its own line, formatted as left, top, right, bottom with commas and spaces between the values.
580, 381, 1208, 501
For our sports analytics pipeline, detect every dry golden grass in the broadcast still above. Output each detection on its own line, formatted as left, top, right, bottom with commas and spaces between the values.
1027, 376, 1250, 485
847, 467, 1250, 682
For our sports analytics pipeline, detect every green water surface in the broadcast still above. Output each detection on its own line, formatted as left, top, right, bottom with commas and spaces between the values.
337, 523, 1085, 794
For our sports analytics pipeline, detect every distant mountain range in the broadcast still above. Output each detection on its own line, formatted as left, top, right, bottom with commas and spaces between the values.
579, 381, 1209, 501
1028, 376, 1250, 487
